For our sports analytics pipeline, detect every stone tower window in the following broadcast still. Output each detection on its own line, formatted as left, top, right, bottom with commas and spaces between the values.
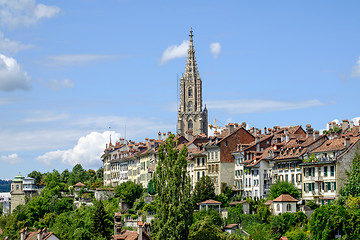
188, 87, 193, 97
188, 120, 193, 130
188, 101, 193, 111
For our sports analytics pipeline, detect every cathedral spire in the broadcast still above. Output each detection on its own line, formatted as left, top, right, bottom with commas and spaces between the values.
177, 29, 208, 137
184, 27, 199, 82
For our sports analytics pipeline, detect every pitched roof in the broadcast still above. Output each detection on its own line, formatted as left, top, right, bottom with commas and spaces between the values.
229, 200, 247, 206
224, 224, 238, 229
198, 199, 221, 205
73, 182, 85, 187
273, 194, 298, 202
311, 136, 359, 153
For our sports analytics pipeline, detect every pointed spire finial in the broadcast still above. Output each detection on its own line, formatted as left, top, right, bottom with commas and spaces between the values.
189, 27, 194, 41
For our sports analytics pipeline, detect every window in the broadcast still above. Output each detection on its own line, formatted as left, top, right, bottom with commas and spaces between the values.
188, 101, 193, 111
211, 152, 214, 159
324, 166, 328, 177
197, 159, 200, 166
202, 171, 205, 177
330, 166, 335, 176
333, 182, 336, 191
202, 158, 205, 166
188, 87, 193, 97
327, 182, 331, 191
188, 120, 193, 129
291, 174, 294, 183
277, 204, 280, 211
16, 184, 19, 190
286, 204, 292, 211
197, 172, 200, 181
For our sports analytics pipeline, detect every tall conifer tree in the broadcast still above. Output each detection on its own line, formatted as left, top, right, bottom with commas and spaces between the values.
153, 134, 194, 239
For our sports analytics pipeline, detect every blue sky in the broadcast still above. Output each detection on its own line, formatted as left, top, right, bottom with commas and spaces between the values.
0, 0, 360, 180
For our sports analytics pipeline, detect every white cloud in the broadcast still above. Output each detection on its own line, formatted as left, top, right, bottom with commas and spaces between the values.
46, 54, 117, 66
47, 78, 74, 90
0, 153, 23, 164
0, 31, 33, 54
159, 40, 189, 65
0, 54, 31, 91
352, 57, 360, 77
0, 0, 60, 28
207, 99, 324, 114
37, 131, 120, 167
352, 117, 360, 125
210, 42, 221, 59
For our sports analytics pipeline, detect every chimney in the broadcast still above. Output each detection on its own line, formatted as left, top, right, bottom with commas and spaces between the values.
342, 119, 349, 131
313, 130, 319, 140
37, 229, 42, 240
20, 227, 28, 240
264, 127, 267, 135
163, 133, 166, 140
229, 123, 235, 134
138, 221, 144, 240
284, 129, 289, 143
241, 122, 247, 128
344, 136, 350, 148
255, 136, 261, 152
328, 122, 335, 131
145, 138, 150, 148
306, 124, 314, 138
350, 121, 355, 129
158, 132, 161, 140
167, 131, 171, 137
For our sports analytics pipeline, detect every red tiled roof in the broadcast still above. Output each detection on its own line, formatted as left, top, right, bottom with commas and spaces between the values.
265, 200, 273, 205
74, 182, 85, 187
224, 224, 238, 229
273, 194, 298, 202
198, 199, 221, 205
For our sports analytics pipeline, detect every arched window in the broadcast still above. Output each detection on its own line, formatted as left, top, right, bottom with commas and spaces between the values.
286, 203, 292, 211
277, 204, 280, 211
188, 101, 193, 111
188, 120, 193, 130
188, 87, 193, 97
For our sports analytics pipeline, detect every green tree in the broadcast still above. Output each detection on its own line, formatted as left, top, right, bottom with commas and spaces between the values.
92, 201, 112, 239
192, 176, 215, 204
0, 202, 2, 215
152, 134, 193, 240
147, 179, 156, 195
341, 150, 360, 197
114, 181, 143, 207
309, 204, 348, 240
188, 216, 225, 240
60, 169, 70, 184
268, 180, 300, 200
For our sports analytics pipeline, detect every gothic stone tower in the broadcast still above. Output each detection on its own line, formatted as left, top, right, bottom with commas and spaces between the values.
177, 29, 208, 137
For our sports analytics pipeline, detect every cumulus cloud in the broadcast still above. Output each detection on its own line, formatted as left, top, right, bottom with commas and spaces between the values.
0, 153, 23, 164
210, 42, 221, 59
352, 117, 360, 125
0, 31, 33, 54
0, 54, 31, 91
0, 0, 60, 28
47, 78, 74, 90
37, 131, 120, 167
159, 40, 189, 65
351, 57, 360, 77
207, 99, 324, 114
45, 54, 117, 67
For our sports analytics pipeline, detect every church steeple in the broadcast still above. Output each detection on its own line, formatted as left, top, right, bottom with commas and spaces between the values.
177, 28, 208, 138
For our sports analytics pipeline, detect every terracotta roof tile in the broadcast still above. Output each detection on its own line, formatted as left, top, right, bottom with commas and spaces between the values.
273, 194, 298, 202
198, 199, 222, 205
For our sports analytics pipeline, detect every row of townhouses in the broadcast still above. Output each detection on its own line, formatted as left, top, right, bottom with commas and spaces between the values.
102, 119, 360, 204
102, 29, 360, 204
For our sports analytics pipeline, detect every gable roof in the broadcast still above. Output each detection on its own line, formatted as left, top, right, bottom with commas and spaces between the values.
198, 199, 221, 205
273, 194, 298, 202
